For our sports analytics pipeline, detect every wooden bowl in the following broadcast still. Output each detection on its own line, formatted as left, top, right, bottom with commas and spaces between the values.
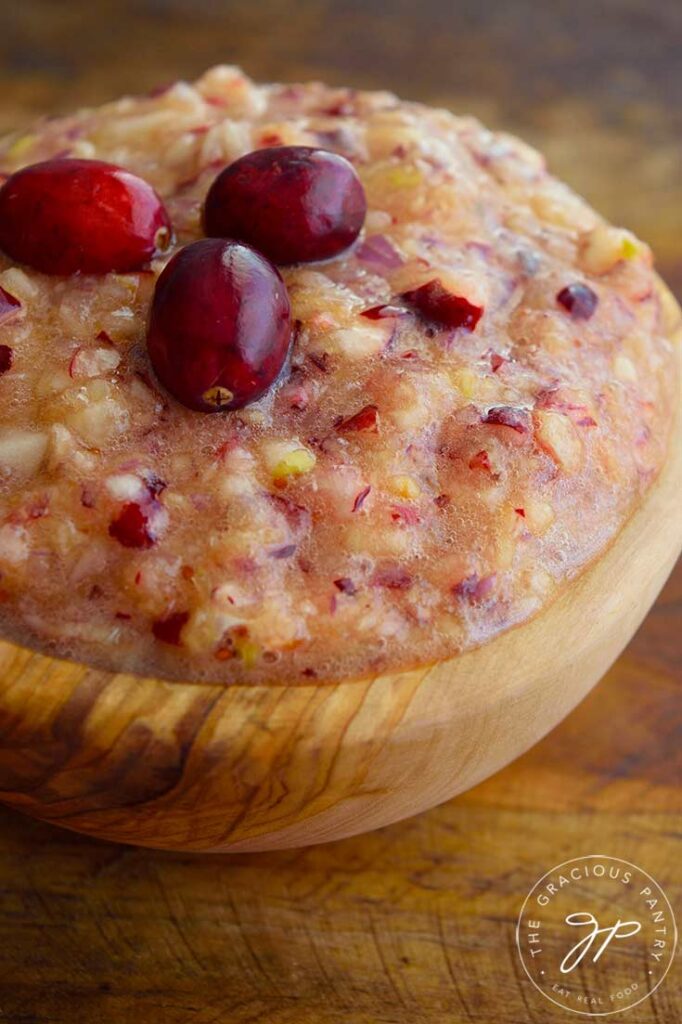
0, 292, 679, 853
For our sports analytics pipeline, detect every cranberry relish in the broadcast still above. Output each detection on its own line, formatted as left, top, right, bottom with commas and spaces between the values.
0, 66, 677, 683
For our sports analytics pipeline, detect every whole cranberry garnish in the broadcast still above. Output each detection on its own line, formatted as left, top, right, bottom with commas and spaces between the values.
203, 146, 367, 264
0, 159, 171, 275
402, 280, 483, 331
147, 238, 292, 412
556, 283, 598, 319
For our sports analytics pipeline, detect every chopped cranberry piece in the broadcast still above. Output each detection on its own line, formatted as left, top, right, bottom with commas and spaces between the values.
514, 507, 526, 517
453, 573, 496, 603
0, 286, 21, 327
269, 543, 297, 559
352, 484, 371, 512
434, 493, 450, 508
26, 495, 50, 519
268, 493, 312, 534
0, 159, 172, 275
402, 280, 483, 331
468, 449, 492, 472
482, 406, 531, 433
203, 146, 367, 264
355, 235, 403, 269
490, 352, 506, 372
108, 502, 158, 549
556, 283, 598, 320
337, 404, 379, 432
215, 647, 234, 662
390, 505, 421, 525
308, 351, 330, 373
334, 577, 357, 595
361, 304, 409, 320
373, 564, 414, 590
0, 344, 13, 376
152, 610, 189, 646
147, 239, 292, 412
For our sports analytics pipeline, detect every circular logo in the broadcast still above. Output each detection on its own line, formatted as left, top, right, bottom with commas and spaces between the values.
516, 855, 677, 1016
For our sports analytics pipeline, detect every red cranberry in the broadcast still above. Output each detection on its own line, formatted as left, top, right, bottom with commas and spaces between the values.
0, 159, 171, 275
152, 610, 189, 646
402, 280, 483, 331
361, 304, 409, 320
336, 404, 379, 432
109, 502, 158, 549
482, 406, 531, 433
147, 238, 292, 412
0, 345, 13, 376
0, 285, 21, 326
203, 146, 367, 264
556, 283, 598, 319
468, 449, 492, 472
453, 573, 496, 604
334, 577, 357, 595
352, 485, 371, 512
372, 564, 414, 590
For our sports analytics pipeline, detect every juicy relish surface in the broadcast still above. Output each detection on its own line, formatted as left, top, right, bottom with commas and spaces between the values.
0, 66, 678, 683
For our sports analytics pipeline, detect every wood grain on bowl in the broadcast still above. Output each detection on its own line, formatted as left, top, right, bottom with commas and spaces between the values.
0, 296, 679, 852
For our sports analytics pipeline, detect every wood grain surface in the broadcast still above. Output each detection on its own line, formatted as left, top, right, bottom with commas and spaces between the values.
0, 1, 680, 1021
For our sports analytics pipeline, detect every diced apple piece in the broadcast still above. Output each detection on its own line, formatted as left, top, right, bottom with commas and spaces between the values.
451, 367, 500, 401
69, 346, 121, 380
0, 266, 38, 301
35, 368, 73, 399
327, 323, 388, 360
262, 440, 316, 481
531, 181, 596, 232
0, 523, 28, 567
522, 497, 555, 535
388, 374, 450, 432
344, 521, 411, 557
65, 381, 130, 448
613, 354, 637, 383
105, 473, 146, 502
0, 430, 48, 478
579, 224, 650, 276
533, 410, 583, 473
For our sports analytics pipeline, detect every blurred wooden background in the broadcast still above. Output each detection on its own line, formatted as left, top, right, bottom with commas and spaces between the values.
0, 2, 680, 1021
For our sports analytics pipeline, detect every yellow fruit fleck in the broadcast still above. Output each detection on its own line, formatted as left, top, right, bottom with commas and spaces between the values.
272, 447, 316, 480
6, 134, 36, 160
234, 636, 259, 668
385, 165, 422, 189
620, 236, 639, 260
389, 475, 421, 499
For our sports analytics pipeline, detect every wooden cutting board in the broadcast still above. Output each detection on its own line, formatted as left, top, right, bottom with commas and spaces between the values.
0, 1, 680, 1020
